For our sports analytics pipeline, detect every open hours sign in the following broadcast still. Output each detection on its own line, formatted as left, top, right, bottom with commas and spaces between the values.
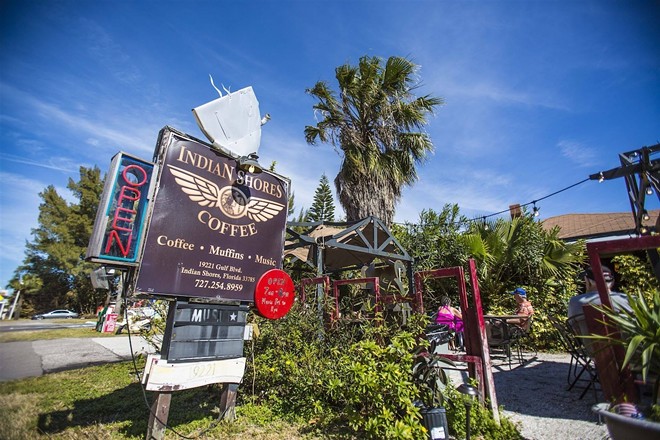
254, 269, 295, 319
133, 127, 290, 302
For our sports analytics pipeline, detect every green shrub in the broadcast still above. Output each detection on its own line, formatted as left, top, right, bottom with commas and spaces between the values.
442, 384, 523, 440
612, 254, 660, 303
245, 305, 520, 439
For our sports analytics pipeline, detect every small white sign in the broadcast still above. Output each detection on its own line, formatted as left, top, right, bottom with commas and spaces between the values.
430, 426, 446, 440
143, 354, 246, 391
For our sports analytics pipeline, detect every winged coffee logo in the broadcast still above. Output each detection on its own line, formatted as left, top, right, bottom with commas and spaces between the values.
168, 165, 285, 222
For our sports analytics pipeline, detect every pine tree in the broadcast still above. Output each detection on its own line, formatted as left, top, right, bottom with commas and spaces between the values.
306, 174, 336, 222
16, 166, 104, 314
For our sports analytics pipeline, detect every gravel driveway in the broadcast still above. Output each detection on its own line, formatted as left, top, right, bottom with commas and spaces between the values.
491, 352, 608, 440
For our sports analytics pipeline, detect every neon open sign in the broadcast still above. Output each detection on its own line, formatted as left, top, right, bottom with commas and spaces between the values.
86, 152, 154, 266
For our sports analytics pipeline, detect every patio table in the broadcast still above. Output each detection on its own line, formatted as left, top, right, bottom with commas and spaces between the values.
483, 315, 529, 367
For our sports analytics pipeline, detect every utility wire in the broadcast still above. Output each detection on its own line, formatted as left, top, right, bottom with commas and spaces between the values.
527, 178, 590, 205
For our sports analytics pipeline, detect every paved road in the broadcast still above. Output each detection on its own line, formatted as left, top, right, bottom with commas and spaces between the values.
0, 335, 156, 381
0, 320, 96, 332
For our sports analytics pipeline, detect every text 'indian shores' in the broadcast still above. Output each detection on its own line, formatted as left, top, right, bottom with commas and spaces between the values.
166, 144, 286, 238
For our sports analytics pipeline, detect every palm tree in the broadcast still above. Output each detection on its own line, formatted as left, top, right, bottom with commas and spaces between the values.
463, 215, 585, 311
304, 55, 442, 226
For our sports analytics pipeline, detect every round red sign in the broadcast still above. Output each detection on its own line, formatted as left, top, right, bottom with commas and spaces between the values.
254, 269, 295, 319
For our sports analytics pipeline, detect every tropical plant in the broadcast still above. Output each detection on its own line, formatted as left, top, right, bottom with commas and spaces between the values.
611, 254, 660, 303
411, 344, 455, 408
394, 209, 584, 349
463, 215, 584, 307
305, 55, 443, 226
245, 305, 425, 439
245, 305, 520, 439
393, 205, 470, 272
591, 290, 660, 412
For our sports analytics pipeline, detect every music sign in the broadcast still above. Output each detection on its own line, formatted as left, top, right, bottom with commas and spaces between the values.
133, 127, 289, 301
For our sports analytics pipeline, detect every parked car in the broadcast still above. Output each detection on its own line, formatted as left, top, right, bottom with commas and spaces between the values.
32, 309, 79, 320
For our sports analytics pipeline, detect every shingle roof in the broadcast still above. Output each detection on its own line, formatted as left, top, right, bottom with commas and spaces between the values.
542, 210, 659, 241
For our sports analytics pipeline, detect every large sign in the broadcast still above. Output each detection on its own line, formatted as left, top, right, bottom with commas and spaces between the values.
86, 152, 155, 266
133, 127, 289, 301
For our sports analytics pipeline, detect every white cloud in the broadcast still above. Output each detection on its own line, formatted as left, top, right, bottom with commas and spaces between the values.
558, 140, 598, 167
0, 153, 82, 173
77, 18, 143, 85
446, 80, 569, 111
2, 82, 166, 158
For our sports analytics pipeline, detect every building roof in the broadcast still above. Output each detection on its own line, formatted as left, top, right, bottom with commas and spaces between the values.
542, 210, 659, 241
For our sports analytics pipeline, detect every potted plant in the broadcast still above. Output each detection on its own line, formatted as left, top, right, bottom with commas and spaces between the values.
590, 290, 660, 440
412, 341, 455, 440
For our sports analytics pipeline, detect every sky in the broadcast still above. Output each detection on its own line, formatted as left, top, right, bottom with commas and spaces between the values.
1, 0, 659, 292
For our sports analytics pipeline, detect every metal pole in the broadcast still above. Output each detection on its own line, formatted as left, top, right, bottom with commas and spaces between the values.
316, 245, 324, 326
8, 290, 20, 320
465, 400, 472, 440
115, 270, 125, 317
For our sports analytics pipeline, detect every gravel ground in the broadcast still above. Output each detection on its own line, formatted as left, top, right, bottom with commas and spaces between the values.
490, 352, 608, 440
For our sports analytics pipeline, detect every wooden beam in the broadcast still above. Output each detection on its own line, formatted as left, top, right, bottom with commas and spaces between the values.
219, 383, 239, 421
146, 392, 171, 440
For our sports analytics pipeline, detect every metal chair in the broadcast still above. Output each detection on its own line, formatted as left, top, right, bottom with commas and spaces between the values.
485, 317, 516, 368
426, 323, 456, 354
549, 316, 600, 400
510, 316, 535, 364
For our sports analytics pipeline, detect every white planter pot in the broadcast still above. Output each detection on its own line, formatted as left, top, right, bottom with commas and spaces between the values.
593, 403, 660, 440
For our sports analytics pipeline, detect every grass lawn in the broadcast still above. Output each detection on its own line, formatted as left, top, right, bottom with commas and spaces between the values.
0, 321, 120, 343
0, 327, 342, 439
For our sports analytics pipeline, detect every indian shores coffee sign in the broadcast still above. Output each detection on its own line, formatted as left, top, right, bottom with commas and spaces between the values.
133, 127, 289, 302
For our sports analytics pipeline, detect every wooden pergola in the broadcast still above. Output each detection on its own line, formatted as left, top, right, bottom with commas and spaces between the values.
284, 216, 415, 293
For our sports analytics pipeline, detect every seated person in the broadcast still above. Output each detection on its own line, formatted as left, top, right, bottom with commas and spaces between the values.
567, 265, 631, 354
435, 296, 464, 348
486, 288, 534, 342
508, 287, 534, 331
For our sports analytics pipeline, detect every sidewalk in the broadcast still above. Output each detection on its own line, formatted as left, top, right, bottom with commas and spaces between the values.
0, 336, 156, 381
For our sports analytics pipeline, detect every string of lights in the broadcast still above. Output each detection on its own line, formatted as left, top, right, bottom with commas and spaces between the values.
474, 177, 591, 223
396, 144, 657, 232
396, 177, 592, 228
